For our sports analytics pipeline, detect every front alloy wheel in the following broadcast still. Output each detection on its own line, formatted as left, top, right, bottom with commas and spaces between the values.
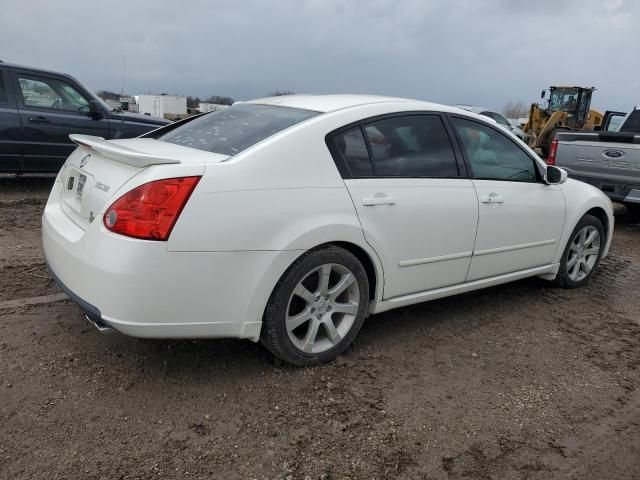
566, 226, 600, 282
555, 214, 605, 288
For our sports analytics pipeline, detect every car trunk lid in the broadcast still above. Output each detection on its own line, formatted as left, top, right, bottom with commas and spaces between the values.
59, 135, 227, 229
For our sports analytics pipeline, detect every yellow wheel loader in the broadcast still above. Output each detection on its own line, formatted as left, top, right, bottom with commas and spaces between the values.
523, 86, 603, 157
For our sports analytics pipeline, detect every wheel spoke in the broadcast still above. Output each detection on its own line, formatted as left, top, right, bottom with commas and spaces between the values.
567, 255, 577, 269
301, 319, 320, 353
584, 247, 599, 257
579, 228, 588, 246
317, 264, 332, 295
286, 308, 312, 332
324, 317, 342, 344
293, 283, 316, 305
329, 273, 355, 298
570, 241, 580, 252
333, 301, 358, 316
584, 229, 598, 247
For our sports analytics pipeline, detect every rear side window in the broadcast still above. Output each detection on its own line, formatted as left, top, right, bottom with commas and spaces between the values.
158, 103, 319, 156
333, 127, 373, 176
621, 110, 640, 133
0, 73, 7, 104
362, 115, 458, 177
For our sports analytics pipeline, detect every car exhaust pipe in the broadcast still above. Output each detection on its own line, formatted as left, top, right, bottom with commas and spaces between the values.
84, 313, 116, 335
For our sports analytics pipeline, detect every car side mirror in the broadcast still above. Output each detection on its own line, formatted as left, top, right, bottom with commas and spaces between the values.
541, 90, 546, 99
545, 165, 567, 185
88, 100, 104, 119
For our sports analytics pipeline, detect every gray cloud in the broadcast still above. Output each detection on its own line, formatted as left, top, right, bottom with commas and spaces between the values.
1, 0, 638, 111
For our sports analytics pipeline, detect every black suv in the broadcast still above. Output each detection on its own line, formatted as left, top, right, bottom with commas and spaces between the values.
0, 61, 170, 173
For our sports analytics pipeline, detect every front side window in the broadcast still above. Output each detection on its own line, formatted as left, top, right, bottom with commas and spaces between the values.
359, 115, 458, 177
451, 117, 537, 182
159, 103, 319, 156
18, 76, 89, 111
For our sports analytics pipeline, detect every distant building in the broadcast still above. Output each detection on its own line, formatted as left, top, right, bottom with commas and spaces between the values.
134, 94, 187, 119
198, 102, 230, 113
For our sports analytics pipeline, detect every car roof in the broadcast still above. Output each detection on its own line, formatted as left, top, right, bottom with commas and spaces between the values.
0, 61, 75, 79
455, 105, 496, 115
245, 94, 463, 114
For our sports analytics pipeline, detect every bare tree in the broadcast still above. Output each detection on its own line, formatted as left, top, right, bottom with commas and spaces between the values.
205, 95, 235, 105
269, 90, 295, 96
502, 100, 529, 119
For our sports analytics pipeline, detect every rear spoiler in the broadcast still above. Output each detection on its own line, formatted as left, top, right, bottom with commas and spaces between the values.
69, 134, 180, 168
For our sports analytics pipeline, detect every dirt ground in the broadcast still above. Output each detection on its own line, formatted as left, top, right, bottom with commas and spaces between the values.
0, 175, 638, 480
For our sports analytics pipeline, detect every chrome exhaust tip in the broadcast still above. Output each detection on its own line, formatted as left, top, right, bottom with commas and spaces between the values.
84, 313, 116, 335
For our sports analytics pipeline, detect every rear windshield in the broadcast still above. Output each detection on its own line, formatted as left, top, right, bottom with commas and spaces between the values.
620, 109, 640, 133
158, 103, 319, 156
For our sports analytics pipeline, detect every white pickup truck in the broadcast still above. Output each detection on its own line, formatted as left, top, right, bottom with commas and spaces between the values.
550, 107, 640, 211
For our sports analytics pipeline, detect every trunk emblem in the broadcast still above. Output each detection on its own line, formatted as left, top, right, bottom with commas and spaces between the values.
80, 154, 91, 168
89, 212, 95, 223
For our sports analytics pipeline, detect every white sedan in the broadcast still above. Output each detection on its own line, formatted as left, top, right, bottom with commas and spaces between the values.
43, 94, 614, 365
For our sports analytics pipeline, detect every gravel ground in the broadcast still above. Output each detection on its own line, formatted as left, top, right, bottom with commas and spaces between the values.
1, 175, 639, 480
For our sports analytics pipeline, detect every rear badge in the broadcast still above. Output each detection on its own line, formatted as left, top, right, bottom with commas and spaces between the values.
95, 182, 110, 193
89, 212, 95, 223
80, 154, 91, 168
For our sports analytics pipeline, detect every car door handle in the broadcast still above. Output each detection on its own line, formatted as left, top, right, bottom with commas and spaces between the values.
28, 116, 50, 123
363, 195, 396, 206
480, 193, 504, 204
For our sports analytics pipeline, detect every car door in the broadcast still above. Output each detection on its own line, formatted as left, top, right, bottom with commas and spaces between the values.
329, 113, 479, 299
449, 115, 565, 281
13, 71, 110, 172
0, 68, 22, 171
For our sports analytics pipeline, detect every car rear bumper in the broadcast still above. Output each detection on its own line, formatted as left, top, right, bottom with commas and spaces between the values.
42, 184, 300, 341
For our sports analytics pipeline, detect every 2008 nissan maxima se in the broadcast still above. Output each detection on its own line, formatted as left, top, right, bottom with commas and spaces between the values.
43, 94, 614, 365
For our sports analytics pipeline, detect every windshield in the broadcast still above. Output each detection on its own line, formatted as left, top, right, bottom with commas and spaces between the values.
158, 103, 319, 156
548, 88, 580, 112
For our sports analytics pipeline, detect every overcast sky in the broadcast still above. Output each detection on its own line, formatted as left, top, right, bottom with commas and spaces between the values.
1, 0, 638, 112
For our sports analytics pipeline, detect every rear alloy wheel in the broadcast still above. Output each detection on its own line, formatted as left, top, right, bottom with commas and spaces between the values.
555, 214, 604, 288
261, 247, 369, 366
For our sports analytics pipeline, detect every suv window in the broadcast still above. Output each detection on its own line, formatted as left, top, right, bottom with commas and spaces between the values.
0, 72, 7, 104
451, 117, 537, 182
18, 75, 89, 112
358, 115, 458, 177
159, 103, 319, 156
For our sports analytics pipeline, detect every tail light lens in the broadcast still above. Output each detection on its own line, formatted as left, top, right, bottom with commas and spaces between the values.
104, 176, 201, 240
547, 139, 558, 165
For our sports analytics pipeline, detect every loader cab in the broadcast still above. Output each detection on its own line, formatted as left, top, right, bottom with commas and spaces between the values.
545, 86, 595, 129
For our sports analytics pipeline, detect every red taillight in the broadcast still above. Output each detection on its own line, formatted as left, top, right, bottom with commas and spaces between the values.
103, 176, 201, 240
547, 139, 559, 166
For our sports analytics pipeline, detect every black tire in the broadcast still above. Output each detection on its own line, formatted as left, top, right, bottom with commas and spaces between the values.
554, 214, 605, 288
260, 246, 370, 366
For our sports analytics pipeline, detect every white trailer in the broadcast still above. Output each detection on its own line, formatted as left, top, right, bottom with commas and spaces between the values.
134, 94, 187, 119
198, 102, 230, 113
